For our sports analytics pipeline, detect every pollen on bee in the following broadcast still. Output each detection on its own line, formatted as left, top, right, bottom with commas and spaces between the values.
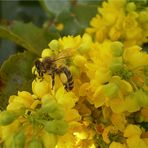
60, 73, 68, 84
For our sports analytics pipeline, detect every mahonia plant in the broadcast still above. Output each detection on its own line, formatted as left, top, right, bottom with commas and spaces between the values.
86, 0, 148, 47
0, 0, 148, 148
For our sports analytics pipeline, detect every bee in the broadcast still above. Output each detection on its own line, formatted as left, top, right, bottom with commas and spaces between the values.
34, 55, 73, 91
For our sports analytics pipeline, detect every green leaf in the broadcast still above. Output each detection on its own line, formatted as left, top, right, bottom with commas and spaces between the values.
140, 122, 148, 131
40, 1, 100, 35
77, 0, 102, 5
57, 10, 82, 35
71, 4, 98, 29
0, 51, 36, 109
0, 21, 59, 56
39, 0, 70, 17
57, 4, 98, 35
40, 0, 101, 17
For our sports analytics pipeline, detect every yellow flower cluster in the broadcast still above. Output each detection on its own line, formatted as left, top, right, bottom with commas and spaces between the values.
86, 0, 148, 47
0, 90, 67, 147
0, 0, 148, 147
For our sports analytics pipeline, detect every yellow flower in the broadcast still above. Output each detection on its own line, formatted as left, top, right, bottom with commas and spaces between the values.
92, 85, 107, 108
55, 23, 64, 31
124, 124, 142, 138
55, 87, 78, 109
123, 46, 148, 69
41, 48, 53, 58
32, 79, 51, 98
86, 41, 113, 89
56, 121, 95, 148
122, 46, 148, 89
64, 109, 81, 122
111, 113, 127, 131
39, 86, 83, 147
56, 132, 76, 148
102, 125, 118, 144
91, 75, 133, 109
86, 0, 148, 46
0, 119, 26, 148
126, 135, 148, 148
78, 33, 92, 54
109, 141, 127, 148
109, 95, 125, 113
58, 35, 81, 50
48, 39, 60, 51
86, 0, 125, 42
1, 16, 148, 147
41, 131, 57, 148
73, 55, 87, 68
7, 91, 34, 111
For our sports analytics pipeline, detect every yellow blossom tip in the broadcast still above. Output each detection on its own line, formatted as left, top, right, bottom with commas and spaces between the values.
41, 48, 53, 58
48, 40, 60, 51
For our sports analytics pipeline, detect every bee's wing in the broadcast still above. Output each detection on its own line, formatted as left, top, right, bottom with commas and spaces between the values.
53, 55, 71, 61
53, 48, 74, 62
57, 48, 75, 58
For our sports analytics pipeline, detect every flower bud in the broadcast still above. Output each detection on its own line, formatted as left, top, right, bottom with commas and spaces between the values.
55, 23, 64, 31
111, 41, 123, 57
44, 120, 68, 135
126, 2, 136, 12
78, 44, 90, 54
49, 107, 64, 120
69, 65, 80, 76
103, 83, 119, 98
139, 11, 148, 23
73, 55, 87, 67
109, 58, 123, 73
48, 40, 60, 51
41, 48, 53, 58
78, 34, 92, 53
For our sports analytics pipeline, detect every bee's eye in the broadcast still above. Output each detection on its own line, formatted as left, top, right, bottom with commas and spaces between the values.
36, 64, 40, 69
35, 61, 41, 69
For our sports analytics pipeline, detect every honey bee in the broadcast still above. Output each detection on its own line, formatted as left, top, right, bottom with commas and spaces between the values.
34, 55, 73, 91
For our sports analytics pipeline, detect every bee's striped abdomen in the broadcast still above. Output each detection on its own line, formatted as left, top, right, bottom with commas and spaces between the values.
59, 66, 74, 91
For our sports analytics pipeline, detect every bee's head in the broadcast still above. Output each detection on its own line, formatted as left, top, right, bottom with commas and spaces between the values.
35, 60, 42, 70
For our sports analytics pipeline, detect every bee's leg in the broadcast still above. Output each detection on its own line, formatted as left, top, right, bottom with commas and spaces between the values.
51, 73, 55, 90
33, 68, 39, 81
38, 72, 44, 82
33, 68, 36, 77
33, 69, 37, 81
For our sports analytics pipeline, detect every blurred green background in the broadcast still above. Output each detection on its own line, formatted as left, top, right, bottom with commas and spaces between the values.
0, 0, 47, 64
0, 0, 101, 65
